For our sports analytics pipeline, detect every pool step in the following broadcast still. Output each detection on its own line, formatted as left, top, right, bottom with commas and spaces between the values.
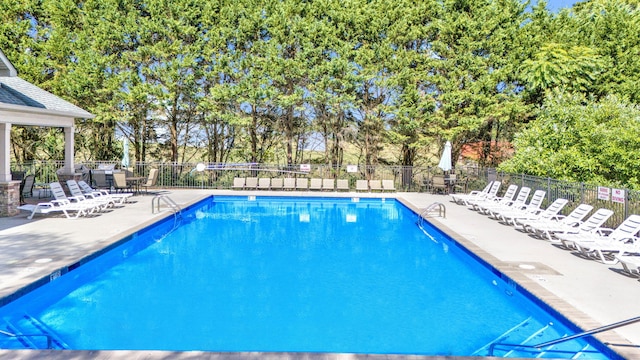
0, 314, 68, 349
0, 319, 37, 349
473, 317, 608, 358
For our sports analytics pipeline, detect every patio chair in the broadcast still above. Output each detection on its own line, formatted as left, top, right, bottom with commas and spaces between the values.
382, 180, 396, 192
257, 178, 271, 190
91, 171, 110, 189
231, 177, 245, 189
296, 178, 308, 190
283, 178, 296, 190
139, 168, 159, 194
322, 178, 334, 191
355, 180, 369, 192
245, 177, 258, 189
430, 175, 447, 194
270, 178, 283, 190
336, 179, 349, 191
369, 180, 382, 192
112, 173, 133, 193
453, 177, 468, 194
20, 174, 35, 204
309, 178, 322, 191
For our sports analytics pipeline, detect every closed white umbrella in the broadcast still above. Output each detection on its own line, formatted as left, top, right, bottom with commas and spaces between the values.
438, 141, 452, 172
121, 139, 130, 169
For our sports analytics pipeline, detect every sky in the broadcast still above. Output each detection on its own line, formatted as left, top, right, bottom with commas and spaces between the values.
540, 0, 582, 12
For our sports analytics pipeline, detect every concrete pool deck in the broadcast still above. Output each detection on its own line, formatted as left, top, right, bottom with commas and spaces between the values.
0, 189, 638, 359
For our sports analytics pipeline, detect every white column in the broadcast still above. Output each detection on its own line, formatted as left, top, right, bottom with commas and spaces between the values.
64, 125, 75, 174
0, 123, 11, 182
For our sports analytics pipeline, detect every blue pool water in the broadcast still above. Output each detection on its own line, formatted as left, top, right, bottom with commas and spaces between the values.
0, 196, 616, 358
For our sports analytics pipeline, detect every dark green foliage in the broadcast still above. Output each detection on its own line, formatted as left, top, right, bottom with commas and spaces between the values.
1, 0, 639, 188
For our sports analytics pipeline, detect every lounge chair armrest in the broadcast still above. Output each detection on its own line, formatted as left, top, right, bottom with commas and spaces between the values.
594, 227, 614, 236
51, 199, 70, 206
35, 202, 55, 208
67, 195, 87, 202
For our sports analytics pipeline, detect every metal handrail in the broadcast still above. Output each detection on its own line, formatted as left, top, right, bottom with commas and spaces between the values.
0, 329, 53, 349
152, 194, 181, 214
419, 202, 446, 220
489, 316, 640, 356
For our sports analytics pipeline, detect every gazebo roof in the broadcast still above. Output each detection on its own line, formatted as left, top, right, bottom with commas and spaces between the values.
0, 49, 94, 121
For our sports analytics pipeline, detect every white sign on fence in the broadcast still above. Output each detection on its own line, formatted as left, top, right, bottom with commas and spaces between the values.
612, 188, 626, 204
300, 164, 311, 172
346, 165, 358, 173
597, 186, 610, 201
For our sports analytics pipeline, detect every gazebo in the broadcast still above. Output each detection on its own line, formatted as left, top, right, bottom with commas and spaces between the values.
0, 49, 94, 216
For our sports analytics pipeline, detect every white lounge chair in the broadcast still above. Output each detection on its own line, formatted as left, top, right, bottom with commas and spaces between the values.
470, 184, 518, 212
461, 181, 502, 206
511, 198, 569, 229
355, 180, 369, 192
17, 200, 85, 220
309, 178, 322, 191
542, 208, 613, 243
614, 254, 640, 277
77, 180, 133, 204
568, 215, 640, 264
382, 180, 396, 192
481, 186, 530, 215
245, 177, 258, 189
369, 180, 382, 192
270, 178, 283, 190
48, 182, 100, 216
283, 178, 296, 190
257, 178, 271, 190
450, 181, 492, 204
296, 178, 308, 190
494, 190, 547, 225
67, 180, 116, 209
322, 178, 335, 191
521, 204, 594, 240
231, 177, 245, 189
336, 179, 349, 191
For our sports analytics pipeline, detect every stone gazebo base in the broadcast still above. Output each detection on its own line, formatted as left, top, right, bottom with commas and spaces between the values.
0, 181, 21, 216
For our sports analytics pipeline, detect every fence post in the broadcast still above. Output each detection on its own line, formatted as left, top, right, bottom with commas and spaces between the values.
625, 188, 629, 220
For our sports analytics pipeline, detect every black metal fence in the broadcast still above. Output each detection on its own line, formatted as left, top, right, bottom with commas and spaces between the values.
11, 160, 639, 227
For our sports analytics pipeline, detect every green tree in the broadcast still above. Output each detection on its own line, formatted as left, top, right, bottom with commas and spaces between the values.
499, 93, 640, 188
426, 0, 528, 167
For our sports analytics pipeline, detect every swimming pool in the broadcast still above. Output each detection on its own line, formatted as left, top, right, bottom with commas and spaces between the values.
0, 196, 617, 358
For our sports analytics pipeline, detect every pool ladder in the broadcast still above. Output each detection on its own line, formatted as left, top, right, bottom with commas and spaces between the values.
152, 194, 181, 214
415, 203, 445, 243
418, 202, 446, 222
0, 329, 53, 349
488, 315, 640, 357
